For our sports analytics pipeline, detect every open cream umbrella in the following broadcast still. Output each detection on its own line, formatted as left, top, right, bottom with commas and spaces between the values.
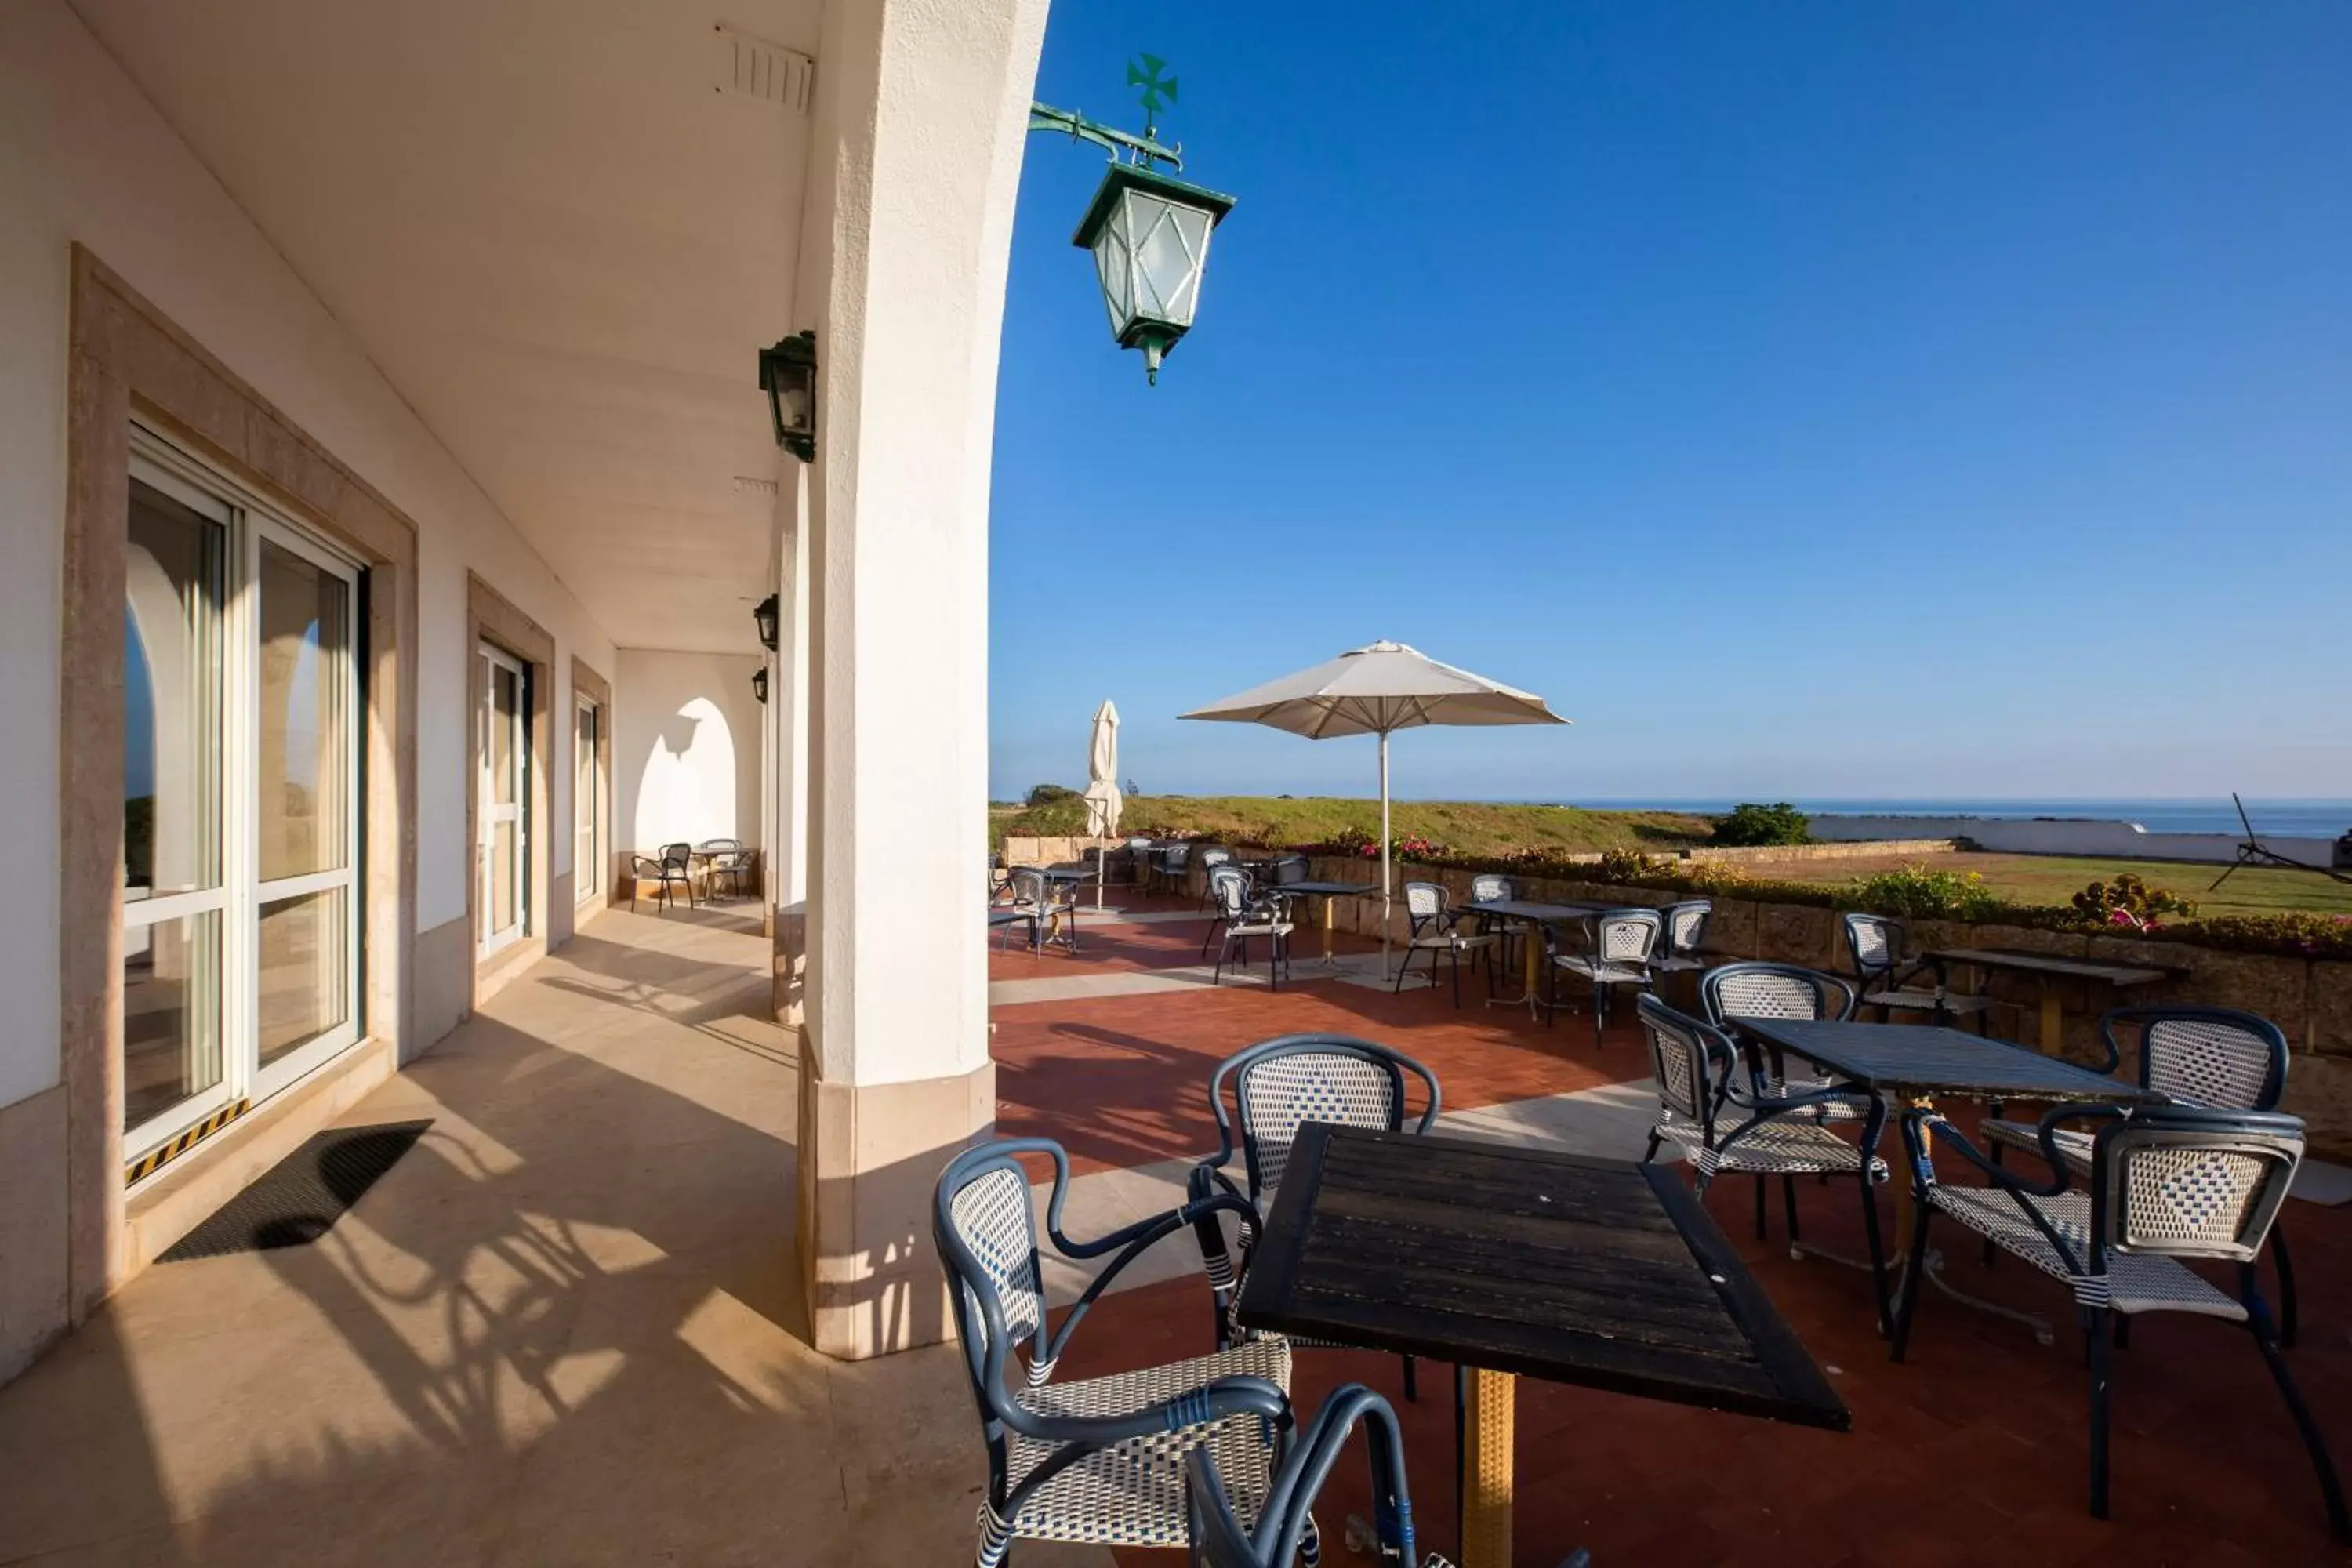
1180, 641, 1568, 978
1080, 699, 1123, 907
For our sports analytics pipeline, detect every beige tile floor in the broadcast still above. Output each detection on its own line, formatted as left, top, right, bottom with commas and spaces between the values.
0, 904, 1109, 1567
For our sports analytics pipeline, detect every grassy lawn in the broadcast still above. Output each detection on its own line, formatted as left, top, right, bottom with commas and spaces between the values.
992, 794, 1713, 855
1743, 850, 2352, 919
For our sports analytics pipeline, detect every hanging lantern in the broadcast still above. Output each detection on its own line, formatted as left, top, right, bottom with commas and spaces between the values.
1071, 165, 1236, 384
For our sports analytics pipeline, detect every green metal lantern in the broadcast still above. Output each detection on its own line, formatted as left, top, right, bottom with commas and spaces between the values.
1070, 164, 1236, 384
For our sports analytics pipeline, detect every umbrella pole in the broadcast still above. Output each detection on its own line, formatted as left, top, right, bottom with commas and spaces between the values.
1379, 729, 1392, 979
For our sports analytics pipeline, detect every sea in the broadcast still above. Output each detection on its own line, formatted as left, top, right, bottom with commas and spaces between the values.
1570, 799, 2352, 839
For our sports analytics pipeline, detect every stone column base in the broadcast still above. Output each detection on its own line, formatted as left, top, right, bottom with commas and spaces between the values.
796, 1056, 995, 1360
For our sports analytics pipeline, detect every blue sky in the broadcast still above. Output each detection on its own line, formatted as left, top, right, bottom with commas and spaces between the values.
988, 2, 2351, 805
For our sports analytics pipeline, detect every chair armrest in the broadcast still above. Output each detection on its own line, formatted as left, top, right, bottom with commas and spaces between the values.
1036, 1192, 1263, 1365
999, 1371, 1290, 1446
1904, 1102, 2129, 1196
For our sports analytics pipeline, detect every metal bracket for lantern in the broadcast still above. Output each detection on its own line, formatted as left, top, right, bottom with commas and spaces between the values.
1028, 57, 1236, 385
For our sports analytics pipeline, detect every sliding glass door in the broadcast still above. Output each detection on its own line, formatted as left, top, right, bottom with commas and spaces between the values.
575, 696, 601, 901
122, 430, 362, 1164
478, 644, 528, 955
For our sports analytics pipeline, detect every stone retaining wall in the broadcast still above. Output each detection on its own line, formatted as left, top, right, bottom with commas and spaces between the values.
1224, 852, 2352, 1158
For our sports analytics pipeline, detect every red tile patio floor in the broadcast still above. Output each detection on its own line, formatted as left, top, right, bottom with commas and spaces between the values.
989, 891, 2352, 1564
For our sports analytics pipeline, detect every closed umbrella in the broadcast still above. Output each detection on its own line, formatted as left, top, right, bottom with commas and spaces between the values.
1080, 700, 1122, 907
1180, 641, 1568, 978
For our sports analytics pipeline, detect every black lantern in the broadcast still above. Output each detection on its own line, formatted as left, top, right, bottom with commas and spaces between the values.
757, 330, 817, 461
752, 666, 770, 705
752, 593, 779, 652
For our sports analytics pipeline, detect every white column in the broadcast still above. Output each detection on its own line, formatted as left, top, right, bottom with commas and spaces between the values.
790, 0, 1047, 1359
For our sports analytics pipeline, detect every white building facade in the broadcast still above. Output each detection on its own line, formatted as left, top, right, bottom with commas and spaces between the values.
0, 0, 1045, 1382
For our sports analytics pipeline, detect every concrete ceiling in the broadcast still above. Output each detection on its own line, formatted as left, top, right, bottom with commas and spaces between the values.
70, 0, 819, 652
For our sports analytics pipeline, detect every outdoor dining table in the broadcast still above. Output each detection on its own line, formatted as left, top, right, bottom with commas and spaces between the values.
1733, 1018, 2166, 1341
1236, 1124, 1847, 1568
1923, 947, 2177, 1053
1463, 898, 1612, 1019
1266, 879, 1378, 965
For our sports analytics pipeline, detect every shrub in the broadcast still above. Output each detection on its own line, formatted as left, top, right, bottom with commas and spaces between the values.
1844, 864, 2005, 921
2071, 873, 2198, 931
1712, 802, 1812, 847
1025, 782, 1079, 808
1596, 847, 1673, 884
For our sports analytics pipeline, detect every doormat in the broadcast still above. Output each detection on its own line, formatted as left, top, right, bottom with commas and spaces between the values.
158, 1120, 432, 1261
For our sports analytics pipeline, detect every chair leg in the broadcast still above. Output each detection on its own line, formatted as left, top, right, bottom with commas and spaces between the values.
2088, 1305, 2113, 1521
2250, 1308, 2352, 1541
1857, 1163, 1890, 1337
1402, 1353, 1417, 1403
1754, 1175, 1767, 1240
1643, 1131, 1662, 1163
2274, 1221, 2300, 1350
1781, 1174, 1802, 1245
1889, 1205, 1935, 1363
1591, 981, 1605, 1050
1449, 947, 1462, 1008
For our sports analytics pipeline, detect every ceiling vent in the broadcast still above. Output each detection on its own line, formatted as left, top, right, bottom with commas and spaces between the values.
715, 25, 813, 115
732, 474, 780, 497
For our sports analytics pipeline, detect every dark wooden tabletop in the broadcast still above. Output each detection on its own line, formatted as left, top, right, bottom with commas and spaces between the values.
1234, 1125, 1849, 1431
1737, 1019, 2163, 1102
1463, 898, 1610, 923
1273, 880, 1379, 897
1923, 947, 2176, 986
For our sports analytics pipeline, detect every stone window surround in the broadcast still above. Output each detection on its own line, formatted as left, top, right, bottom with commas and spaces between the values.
466, 575, 554, 1006
59, 245, 419, 1314
571, 656, 612, 908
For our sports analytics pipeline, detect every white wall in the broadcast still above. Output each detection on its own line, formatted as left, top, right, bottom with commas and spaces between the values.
615, 649, 766, 855
0, 0, 620, 1105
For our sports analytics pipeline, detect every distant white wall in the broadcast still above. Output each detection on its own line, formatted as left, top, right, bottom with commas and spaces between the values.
0, 0, 619, 1105
615, 649, 765, 854
1808, 814, 2340, 868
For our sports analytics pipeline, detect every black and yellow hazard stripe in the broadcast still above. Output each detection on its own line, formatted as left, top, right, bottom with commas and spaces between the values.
125, 1098, 252, 1185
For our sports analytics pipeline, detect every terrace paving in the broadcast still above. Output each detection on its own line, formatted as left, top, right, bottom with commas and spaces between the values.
0, 891, 2343, 1565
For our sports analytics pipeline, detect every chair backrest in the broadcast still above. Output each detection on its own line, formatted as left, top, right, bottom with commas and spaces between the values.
1841, 912, 1904, 979
1187, 1385, 1418, 1568
2107, 1006, 2288, 1112
1403, 880, 1445, 927
1593, 908, 1663, 964
2092, 1106, 2303, 1267
1701, 961, 1857, 1027
1637, 994, 1729, 1127
1007, 867, 1047, 907
1164, 842, 1192, 870
1199, 847, 1232, 872
697, 837, 742, 852
1662, 899, 1712, 958
1208, 865, 1253, 920
1272, 853, 1310, 885
1209, 1035, 1441, 1199
659, 840, 691, 869
934, 1141, 1051, 1406
1470, 873, 1515, 905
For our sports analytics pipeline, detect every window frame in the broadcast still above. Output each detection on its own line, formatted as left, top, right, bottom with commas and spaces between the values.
575, 695, 601, 900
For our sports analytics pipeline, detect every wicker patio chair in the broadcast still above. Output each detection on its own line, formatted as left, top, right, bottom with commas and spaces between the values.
1185, 1383, 1592, 1568
1699, 961, 1871, 1122
935, 1138, 1295, 1567
1196, 847, 1236, 911
1545, 907, 1662, 1046
1188, 1036, 1440, 1399
628, 841, 695, 912
1840, 912, 1991, 1031
1393, 881, 1494, 1006
1638, 994, 1894, 1331
1646, 898, 1714, 986
1152, 841, 1192, 896
1979, 1005, 2299, 1345
695, 837, 752, 899
1465, 873, 1517, 985
1890, 1103, 2346, 1540
1201, 866, 1294, 989
1000, 868, 1079, 953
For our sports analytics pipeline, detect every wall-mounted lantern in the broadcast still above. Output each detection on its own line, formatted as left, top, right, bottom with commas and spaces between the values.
1029, 56, 1235, 385
752, 593, 780, 652
757, 331, 817, 461
752, 666, 770, 705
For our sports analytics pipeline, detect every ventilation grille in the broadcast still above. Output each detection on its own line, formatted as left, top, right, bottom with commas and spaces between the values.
715, 25, 814, 114
733, 475, 779, 497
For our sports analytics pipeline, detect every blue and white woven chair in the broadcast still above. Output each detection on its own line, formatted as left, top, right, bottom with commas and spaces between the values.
1840, 912, 1991, 1032
1393, 881, 1494, 1006
1201, 866, 1295, 989
1196, 847, 1236, 911
1637, 994, 1894, 1331
1185, 1383, 1594, 1568
1464, 873, 1517, 986
935, 1139, 1298, 1566
1890, 1104, 2347, 1540
1699, 961, 1870, 1123
1545, 908, 1662, 1046
1152, 841, 1192, 896
1646, 898, 1715, 988
1979, 1005, 2300, 1345
1000, 867, 1079, 954
1189, 1036, 1441, 1399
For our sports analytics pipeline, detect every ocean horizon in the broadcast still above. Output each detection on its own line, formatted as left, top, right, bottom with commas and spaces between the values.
1560, 798, 2352, 838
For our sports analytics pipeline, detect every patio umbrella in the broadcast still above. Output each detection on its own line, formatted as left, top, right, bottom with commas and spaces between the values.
1080, 699, 1122, 907
1179, 641, 1569, 978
